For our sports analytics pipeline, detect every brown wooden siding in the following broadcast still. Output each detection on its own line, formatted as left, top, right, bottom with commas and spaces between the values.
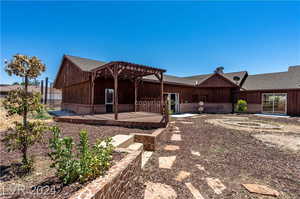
55, 59, 90, 89
62, 81, 90, 104
139, 82, 233, 103
94, 78, 134, 104
236, 89, 300, 116
199, 73, 237, 88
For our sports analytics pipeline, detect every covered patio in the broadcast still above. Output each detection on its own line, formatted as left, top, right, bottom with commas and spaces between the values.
90, 61, 166, 120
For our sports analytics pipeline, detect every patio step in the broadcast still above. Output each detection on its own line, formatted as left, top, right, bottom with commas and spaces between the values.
127, 142, 143, 151
111, 134, 134, 148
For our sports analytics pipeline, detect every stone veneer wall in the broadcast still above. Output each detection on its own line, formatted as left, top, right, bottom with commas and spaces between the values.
69, 148, 142, 199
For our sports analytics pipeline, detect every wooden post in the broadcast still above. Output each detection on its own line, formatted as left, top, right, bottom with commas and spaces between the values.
91, 73, 95, 114
160, 72, 164, 115
134, 78, 138, 112
113, 66, 118, 120
44, 77, 48, 104
40, 80, 44, 103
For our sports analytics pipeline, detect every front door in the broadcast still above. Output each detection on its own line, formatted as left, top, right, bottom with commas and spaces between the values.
105, 88, 114, 113
165, 93, 180, 114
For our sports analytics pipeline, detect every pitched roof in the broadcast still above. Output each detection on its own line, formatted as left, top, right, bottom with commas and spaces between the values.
143, 71, 247, 87
65, 55, 107, 71
242, 65, 300, 90
182, 71, 247, 85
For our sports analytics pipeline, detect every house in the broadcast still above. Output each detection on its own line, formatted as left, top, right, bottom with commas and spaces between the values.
53, 55, 300, 116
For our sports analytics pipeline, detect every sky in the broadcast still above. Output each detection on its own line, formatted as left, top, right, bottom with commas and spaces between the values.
1, 1, 300, 84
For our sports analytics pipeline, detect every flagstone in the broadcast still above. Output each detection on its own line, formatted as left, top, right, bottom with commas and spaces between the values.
185, 183, 205, 199
175, 171, 191, 182
206, 178, 226, 194
173, 130, 181, 133
159, 156, 176, 169
144, 181, 177, 199
164, 145, 180, 151
191, 150, 201, 156
171, 134, 182, 141
242, 184, 279, 197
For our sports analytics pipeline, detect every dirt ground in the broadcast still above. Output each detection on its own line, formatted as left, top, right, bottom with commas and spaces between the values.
129, 114, 300, 199
0, 122, 152, 199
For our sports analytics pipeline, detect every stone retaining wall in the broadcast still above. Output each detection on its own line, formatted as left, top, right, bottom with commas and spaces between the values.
69, 148, 142, 199
132, 128, 166, 151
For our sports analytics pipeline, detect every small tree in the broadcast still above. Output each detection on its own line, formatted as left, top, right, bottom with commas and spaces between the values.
236, 99, 248, 113
2, 54, 46, 173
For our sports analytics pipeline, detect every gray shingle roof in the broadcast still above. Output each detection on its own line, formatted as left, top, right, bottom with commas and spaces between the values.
65, 55, 107, 71
182, 71, 247, 85
242, 66, 300, 90
143, 71, 247, 86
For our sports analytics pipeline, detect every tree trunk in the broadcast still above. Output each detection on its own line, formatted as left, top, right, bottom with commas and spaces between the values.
23, 75, 29, 165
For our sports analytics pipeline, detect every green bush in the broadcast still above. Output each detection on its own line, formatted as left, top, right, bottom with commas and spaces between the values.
32, 107, 52, 120
236, 99, 248, 112
48, 126, 114, 184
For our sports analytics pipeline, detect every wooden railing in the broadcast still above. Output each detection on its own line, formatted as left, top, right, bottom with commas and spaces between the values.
136, 99, 161, 113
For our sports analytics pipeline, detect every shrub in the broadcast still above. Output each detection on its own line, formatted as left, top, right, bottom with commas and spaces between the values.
236, 99, 248, 112
48, 126, 114, 185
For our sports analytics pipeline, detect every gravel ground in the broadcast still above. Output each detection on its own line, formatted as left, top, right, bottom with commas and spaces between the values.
129, 114, 300, 199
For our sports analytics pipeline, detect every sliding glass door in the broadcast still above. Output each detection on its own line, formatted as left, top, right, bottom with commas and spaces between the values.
262, 93, 287, 114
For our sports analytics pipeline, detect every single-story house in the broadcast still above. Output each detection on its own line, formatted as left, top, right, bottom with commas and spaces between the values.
53, 55, 300, 116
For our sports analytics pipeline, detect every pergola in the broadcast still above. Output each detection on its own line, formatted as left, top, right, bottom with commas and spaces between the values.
90, 61, 166, 120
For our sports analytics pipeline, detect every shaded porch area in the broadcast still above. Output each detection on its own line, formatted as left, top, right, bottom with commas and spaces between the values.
54, 111, 166, 129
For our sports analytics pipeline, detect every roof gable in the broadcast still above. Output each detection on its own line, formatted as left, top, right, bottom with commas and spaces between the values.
198, 73, 239, 88
65, 55, 107, 71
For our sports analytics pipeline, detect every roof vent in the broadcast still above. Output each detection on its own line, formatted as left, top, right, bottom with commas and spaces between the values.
214, 66, 224, 74
233, 76, 240, 84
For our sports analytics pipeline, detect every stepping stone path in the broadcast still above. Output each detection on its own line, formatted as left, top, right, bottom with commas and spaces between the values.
206, 178, 226, 194
242, 184, 280, 197
191, 150, 201, 156
171, 134, 182, 141
144, 181, 177, 199
173, 130, 181, 133
185, 183, 205, 199
159, 156, 176, 169
175, 171, 191, 182
164, 145, 180, 151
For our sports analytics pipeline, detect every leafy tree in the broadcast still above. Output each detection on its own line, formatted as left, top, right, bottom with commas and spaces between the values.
2, 54, 46, 173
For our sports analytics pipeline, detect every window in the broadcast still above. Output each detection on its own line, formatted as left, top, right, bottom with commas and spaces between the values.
262, 93, 287, 114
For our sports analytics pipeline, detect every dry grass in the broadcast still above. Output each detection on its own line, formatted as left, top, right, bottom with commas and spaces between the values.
0, 99, 22, 132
